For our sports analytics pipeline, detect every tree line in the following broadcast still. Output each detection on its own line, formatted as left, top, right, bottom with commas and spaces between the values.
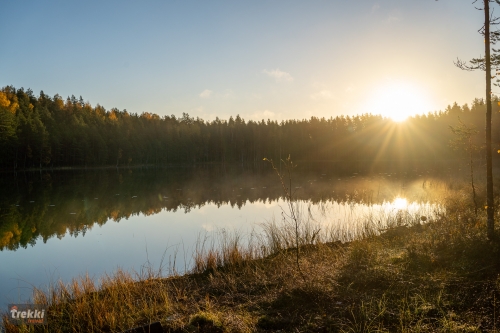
1, 85, 499, 171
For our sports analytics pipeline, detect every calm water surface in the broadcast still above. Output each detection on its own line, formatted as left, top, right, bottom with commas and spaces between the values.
0, 167, 448, 309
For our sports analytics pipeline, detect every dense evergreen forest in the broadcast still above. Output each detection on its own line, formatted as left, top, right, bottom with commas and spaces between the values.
1, 85, 500, 171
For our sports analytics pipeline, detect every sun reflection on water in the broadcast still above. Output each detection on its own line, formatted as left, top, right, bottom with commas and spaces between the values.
392, 197, 408, 210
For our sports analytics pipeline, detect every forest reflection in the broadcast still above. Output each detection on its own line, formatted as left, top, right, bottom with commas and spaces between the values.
0, 166, 453, 251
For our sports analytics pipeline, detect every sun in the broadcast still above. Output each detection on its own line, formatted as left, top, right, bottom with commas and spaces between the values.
366, 81, 435, 122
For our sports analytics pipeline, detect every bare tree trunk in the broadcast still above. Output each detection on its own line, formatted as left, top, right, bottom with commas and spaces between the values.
470, 145, 478, 216
484, 0, 495, 240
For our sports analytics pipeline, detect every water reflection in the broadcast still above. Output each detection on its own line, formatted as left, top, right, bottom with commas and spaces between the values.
392, 197, 408, 210
0, 167, 452, 310
0, 168, 449, 251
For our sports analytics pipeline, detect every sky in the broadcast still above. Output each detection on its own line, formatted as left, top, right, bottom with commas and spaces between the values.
0, 0, 492, 122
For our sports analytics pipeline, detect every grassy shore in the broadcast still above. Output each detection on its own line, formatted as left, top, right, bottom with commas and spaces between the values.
3, 187, 500, 332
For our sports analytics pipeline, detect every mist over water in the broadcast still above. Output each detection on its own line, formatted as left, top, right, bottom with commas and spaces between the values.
0, 166, 453, 309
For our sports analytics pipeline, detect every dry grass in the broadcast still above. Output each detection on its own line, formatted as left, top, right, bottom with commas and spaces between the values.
3, 187, 500, 332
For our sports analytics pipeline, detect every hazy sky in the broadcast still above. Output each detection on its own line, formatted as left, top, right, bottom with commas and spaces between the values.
0, 0, 491, 121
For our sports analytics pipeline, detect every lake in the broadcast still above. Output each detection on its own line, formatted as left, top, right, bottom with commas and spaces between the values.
0, 165, 450, 311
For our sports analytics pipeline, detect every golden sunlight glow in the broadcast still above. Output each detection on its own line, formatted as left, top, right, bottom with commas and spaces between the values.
392, 197, 408, 210
366, 81, 435, 122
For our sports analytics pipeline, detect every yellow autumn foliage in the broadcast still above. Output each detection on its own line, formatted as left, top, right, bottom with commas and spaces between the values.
0, 91, 18, 113
0, 92, 11, 109
109, 111, 118, 121
110, 210, 120, 221
0, 231, 15, 248
0, 224, 21, 248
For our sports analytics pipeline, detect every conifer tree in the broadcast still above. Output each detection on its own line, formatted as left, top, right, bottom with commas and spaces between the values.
455, 0, 500, 240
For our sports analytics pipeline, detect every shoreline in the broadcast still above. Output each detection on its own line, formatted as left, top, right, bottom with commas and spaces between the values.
3, 194, 499, 332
